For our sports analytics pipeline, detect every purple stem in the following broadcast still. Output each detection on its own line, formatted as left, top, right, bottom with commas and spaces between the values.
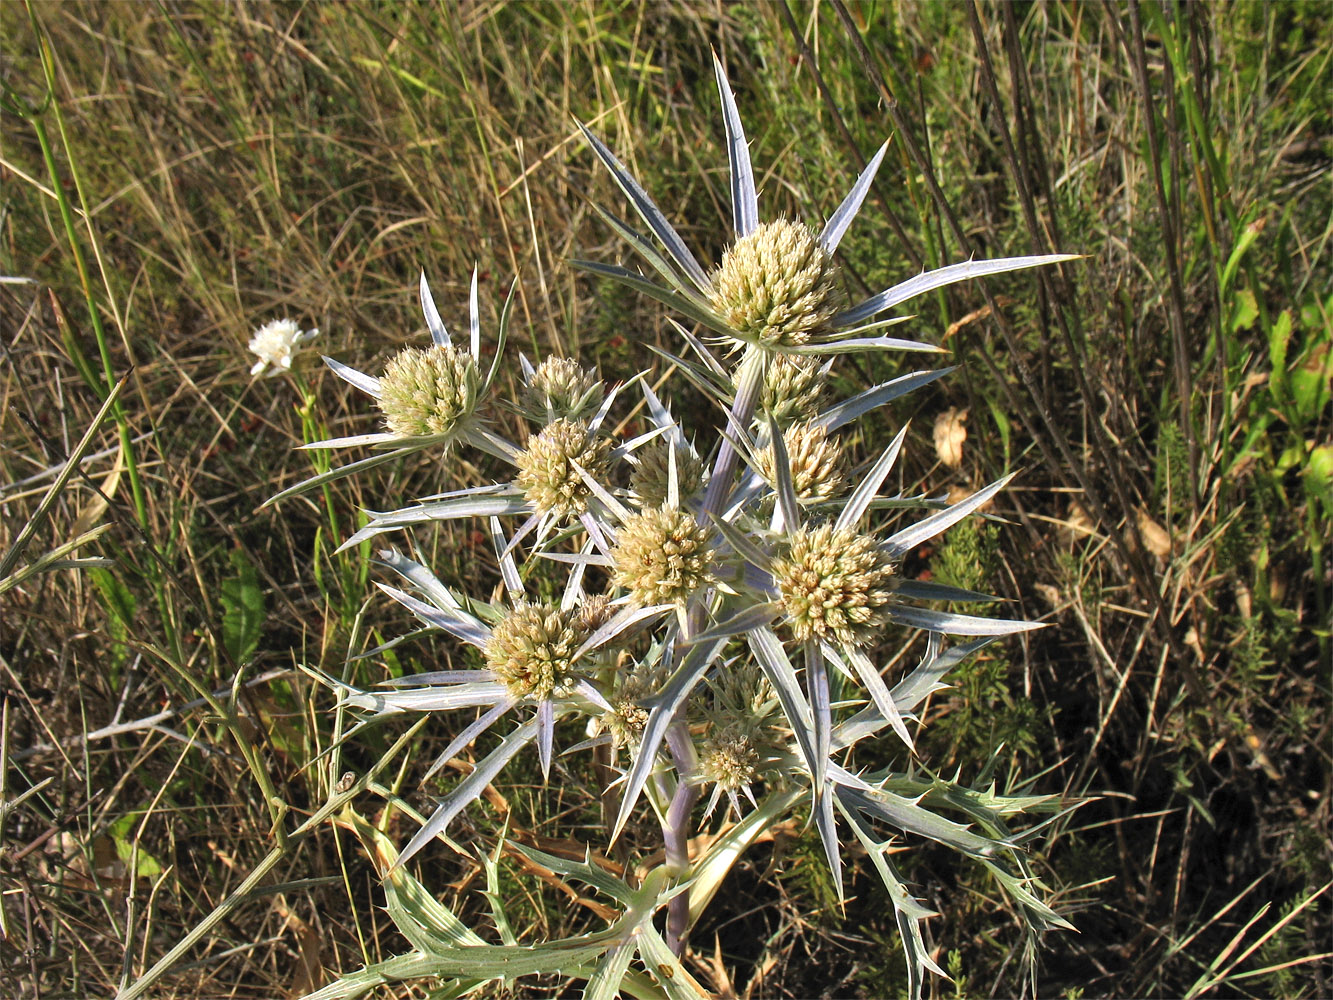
662, 347, 768, 955
663, 721, 700, 954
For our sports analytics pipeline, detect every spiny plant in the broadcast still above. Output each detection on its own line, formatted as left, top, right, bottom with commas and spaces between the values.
255, 54, 1079, 1000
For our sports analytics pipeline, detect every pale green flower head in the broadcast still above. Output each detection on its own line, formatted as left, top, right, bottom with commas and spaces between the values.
760, 353, 826, 426
484, 601, 589, 702
629, 439, 706, 509
756, 421, 847, 505
611, 505, 717, 607
771, 523, 896, 646
709, 218, 844, 349
698, 723, 762, 791
515, 417, 612, 520
518, 356, 605, 423
376, 343, 480, 438
602, 670, 653, 751
577, 54, 1077, 357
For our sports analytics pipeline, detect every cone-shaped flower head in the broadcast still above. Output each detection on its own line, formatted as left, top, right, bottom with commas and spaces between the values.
761, 354, 826, 426
630, 440, 706, 509
515, 418, 612, 520
611, 505, 717, 607
699, 724, 762, 791
519, 357, 605, 423
484, 601, 591, 702
757, 422, 847, 504
771, 524, 895, 646
709, 219, 844, 349
376, 343, 480, 438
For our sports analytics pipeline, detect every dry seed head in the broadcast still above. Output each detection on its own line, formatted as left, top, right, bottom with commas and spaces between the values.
630, 440, 706, 508
699, 725, 762, 790
771, 524, 895, 646
516, 418, 612, 519
761, 354, 826, 426
574, 593, 615, 634
520, 357, 604, 422
757, 422, 847, 504
709, 219, 844, 349
377, 344, 480, 438
484, 601, 589, 701
611, 506, 717, 607
603, 671, 653, 750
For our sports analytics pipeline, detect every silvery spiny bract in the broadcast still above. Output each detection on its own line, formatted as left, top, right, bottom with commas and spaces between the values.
283, 52, 1081, 1000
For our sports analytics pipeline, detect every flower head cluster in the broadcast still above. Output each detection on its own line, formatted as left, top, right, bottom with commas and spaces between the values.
771, 524, 896, 646
249, 318, 318, 377
611, 506, 717, 607
285, 55, 1077, 999
516, 418, 612, 519
709, 219, 843, 349
757, 422, 847, 504
377, 344, 481, 438
519, 357, 604, 423
484, 601, 593, 701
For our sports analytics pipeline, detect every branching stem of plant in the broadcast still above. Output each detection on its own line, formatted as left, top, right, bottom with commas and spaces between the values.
661, 346, 769, 955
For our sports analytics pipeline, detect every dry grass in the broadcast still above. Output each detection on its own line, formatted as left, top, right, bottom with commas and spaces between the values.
2, 2, 1329, 998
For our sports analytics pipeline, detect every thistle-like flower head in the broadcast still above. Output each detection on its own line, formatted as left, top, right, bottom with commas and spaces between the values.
698, 724, 762, 791
264, 269, 518, 509
611, 505, 717, 607
574, 593, 615, 634
630, 440, 706, 509
484, 601, 589, 702
757, 422, 847, 504
515, 418, 612, 520
519, 356, 605, 423
761, 354, 826, 426
771, 524, 895, 646
578, 54, 1075, 359
709, 219, 843, 349
377, 343, 481, 438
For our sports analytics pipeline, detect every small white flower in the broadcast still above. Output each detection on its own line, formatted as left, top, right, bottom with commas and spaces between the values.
248, 318, 318, 377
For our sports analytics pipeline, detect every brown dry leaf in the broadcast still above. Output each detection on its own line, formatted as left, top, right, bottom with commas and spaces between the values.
692, 935, 738, 1000
271, 895, 323, 998
941, 296, 1012, 341
946, 483, 995, 513
943, 302, 992, 340
1136, 507, 1173, 559
70, 446, 123, 538
1035, 583, 1062, 607
1062, 500, 1097, 544
933, 407, 968, 469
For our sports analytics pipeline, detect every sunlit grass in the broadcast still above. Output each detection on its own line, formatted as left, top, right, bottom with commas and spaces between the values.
2, 2, 1328, 998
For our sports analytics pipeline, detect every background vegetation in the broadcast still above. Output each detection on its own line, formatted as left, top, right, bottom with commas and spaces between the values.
2, 2, 1328, 997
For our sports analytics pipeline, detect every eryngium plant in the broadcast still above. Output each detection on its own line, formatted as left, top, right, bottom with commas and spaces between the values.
282, 54, 1080, 1000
